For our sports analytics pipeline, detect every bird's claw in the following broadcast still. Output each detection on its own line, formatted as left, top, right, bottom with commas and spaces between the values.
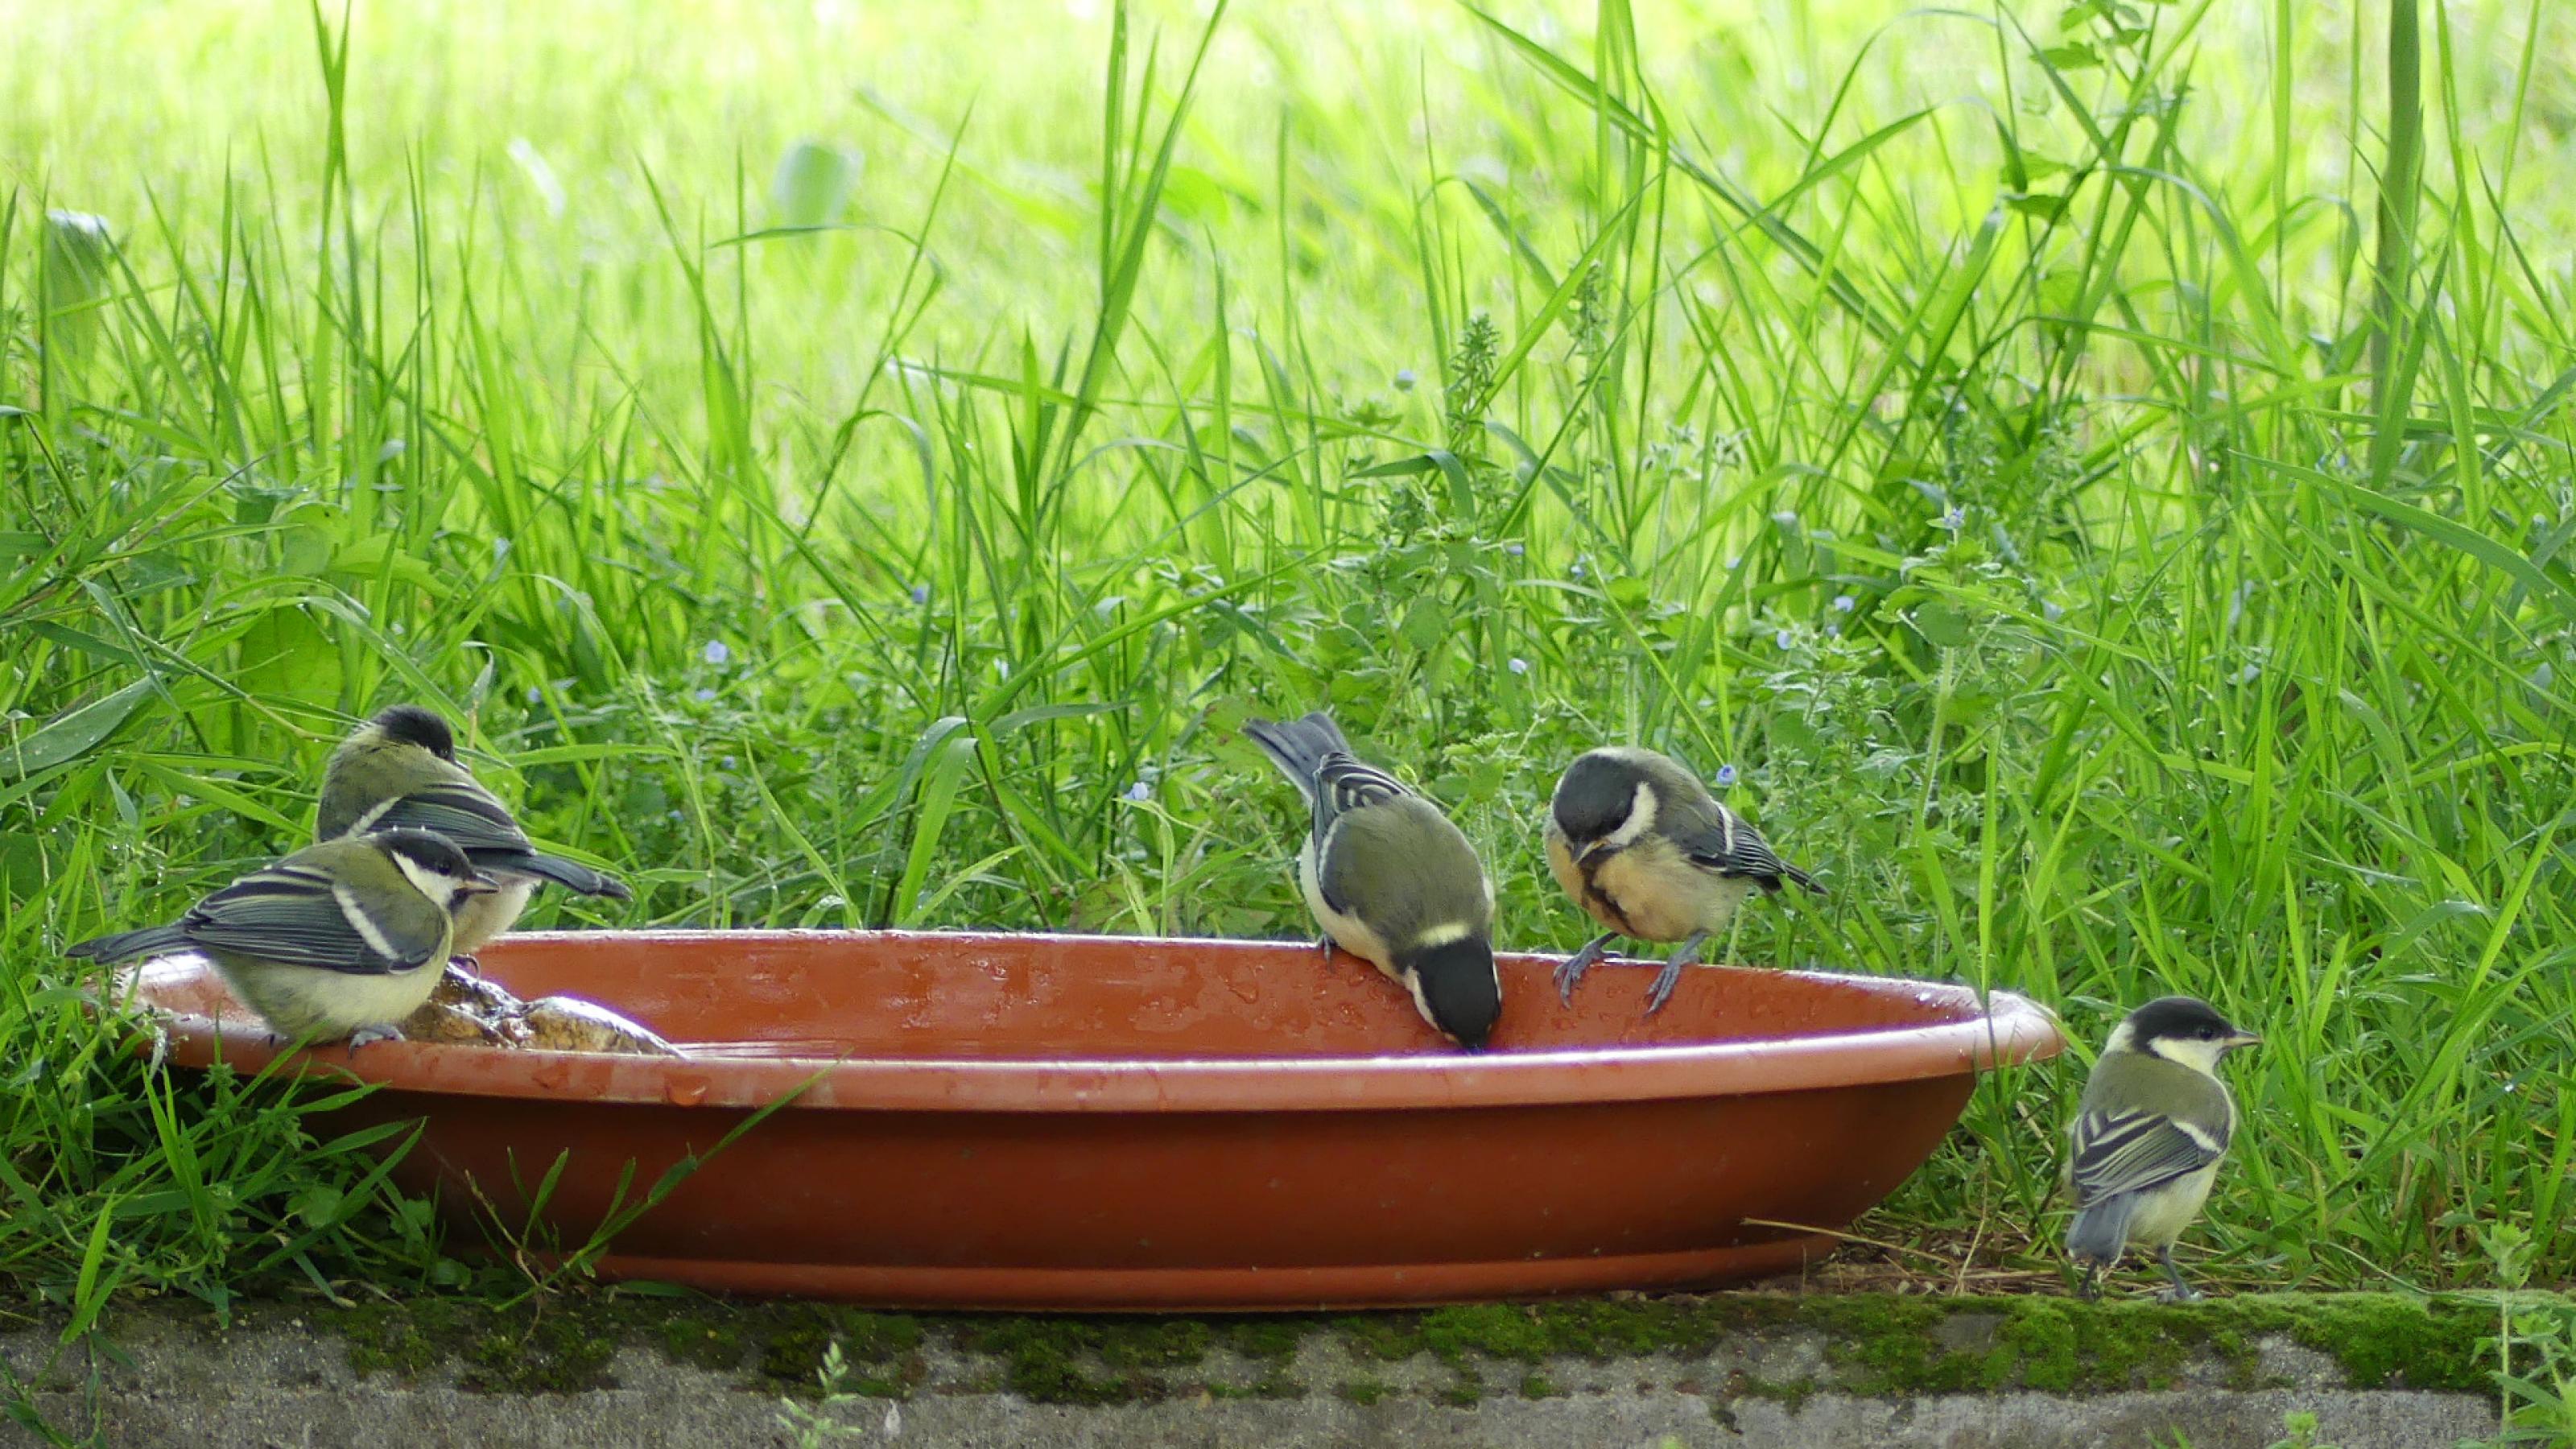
345, 1024, 407, 1051
1554, 935, 1617, 1005
2156, 1284, 2203, 1304
1642, 932, 1709, 1016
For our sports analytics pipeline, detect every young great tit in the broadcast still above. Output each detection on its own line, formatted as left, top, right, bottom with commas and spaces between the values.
1543, 746, 1818, 1013
318, 704, 630, 959
2064, 995, 2260, 1301
1243, 711, 1502, 1051
67, 829, 497, 1045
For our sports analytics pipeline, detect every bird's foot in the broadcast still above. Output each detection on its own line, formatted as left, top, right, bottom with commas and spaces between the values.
1642, 931, 1710, 1015
1315, 935, 1336, 964
345, 1023, 407, 1051
2155, 1246, 2200, 1302
1554, 934, 1619, 1004
2075, 1267, 2102, 1303
450, 953, 482, 979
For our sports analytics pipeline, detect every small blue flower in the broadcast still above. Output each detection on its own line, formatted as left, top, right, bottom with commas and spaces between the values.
524, 686, 541, 704
1826, 622, 1841, 638
692, 687, 716, 703
1715, 764, 1738, 787
2042, 601, 2065, 622
1508, 657, 1529, 675
1393, 369, 1417, 391
702, 639, 730, 667
1504, 541, 1524, 557
1775, 628, 1795, 650
1569, 561, 1586, 579
1831, 594, 1855, 613
910, 584, 930, 605
1942, 506, 1966, 530
1125, 780, 1152, 802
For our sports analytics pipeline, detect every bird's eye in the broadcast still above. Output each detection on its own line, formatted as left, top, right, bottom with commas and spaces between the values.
2199, 1026, 2219, 1040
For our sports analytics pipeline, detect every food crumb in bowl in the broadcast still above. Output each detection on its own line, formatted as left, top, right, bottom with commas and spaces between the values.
399, 964, 679, 1057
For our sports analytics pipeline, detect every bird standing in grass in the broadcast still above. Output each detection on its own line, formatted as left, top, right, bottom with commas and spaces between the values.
318, 704, 630, 961
2065, 995, 2260, 1301
1243, 711, 1501, 1051
66, 829, 497, 1044
1543, 747, 1818, 1013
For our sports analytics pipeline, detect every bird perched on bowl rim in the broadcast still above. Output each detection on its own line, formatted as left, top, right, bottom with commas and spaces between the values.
65, 828, 498, 1045
2065, 995, 2260, 1301
318, 704, 630, 961
1243, 710, 1501, 1051
1543, 745, 1818, 1013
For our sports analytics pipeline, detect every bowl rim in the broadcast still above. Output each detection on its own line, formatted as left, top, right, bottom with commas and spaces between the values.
118, 928, 2066, 1114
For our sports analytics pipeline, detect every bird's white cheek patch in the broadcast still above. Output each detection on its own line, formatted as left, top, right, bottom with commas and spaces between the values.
1600, 781, 1658, 852
390, 852, 462, 906
1402, 970, 1448, 1041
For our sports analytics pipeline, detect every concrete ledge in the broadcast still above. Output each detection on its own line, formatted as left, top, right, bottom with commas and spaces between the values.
2, 1293, 2514, 1447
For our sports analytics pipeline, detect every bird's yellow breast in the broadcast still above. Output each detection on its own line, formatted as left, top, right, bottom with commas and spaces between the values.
1582, 838, 1757, 943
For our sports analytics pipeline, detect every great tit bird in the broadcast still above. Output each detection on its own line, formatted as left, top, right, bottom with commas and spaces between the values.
1543, 746, 1818, 1013
2065, 995, 2260, 1301
67, 829, 498, 1044
1244, 711, 1502, 1051
318, 704, 630, 959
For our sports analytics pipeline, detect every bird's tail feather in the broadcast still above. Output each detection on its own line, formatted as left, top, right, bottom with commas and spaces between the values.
1243, 711, 1353, 795
489, 850, 631, 901
64, 923, 192, 964
1781, 860, 1823, 894
2066, 1194, 2137, 1267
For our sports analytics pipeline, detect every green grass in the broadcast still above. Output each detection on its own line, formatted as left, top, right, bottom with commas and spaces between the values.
2, 0, 2573, 1329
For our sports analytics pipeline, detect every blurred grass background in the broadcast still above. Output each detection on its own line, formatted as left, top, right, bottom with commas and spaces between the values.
2, 0, 2573, 1323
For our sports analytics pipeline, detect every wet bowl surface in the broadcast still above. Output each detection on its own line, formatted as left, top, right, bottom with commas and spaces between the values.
126, 930, 2063, 1310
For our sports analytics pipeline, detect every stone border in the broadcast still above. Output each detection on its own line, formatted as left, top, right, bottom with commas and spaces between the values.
2, 1292, 2521, 1447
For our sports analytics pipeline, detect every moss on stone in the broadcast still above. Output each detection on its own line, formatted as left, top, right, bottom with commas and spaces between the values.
316, 1287, 2521, 1406
952, 1316, 1209, 1405
1336, 1376, 1393, 1406
1517, 1371, 1564, 1399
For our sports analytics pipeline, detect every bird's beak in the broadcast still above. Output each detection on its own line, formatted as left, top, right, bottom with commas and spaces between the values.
461, 875, 502, 896
2223, 1030, 2261, 1051
1573, 840, 1608, 865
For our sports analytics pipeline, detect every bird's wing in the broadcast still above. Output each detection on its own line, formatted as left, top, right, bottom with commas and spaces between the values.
1317, 795, 1487, 943
2066, 1104, 2230, 1203
362, 780, 538, 855
1308, 753, 1411, 840
180, 861, 444, 976
1668, 796, 1814, 887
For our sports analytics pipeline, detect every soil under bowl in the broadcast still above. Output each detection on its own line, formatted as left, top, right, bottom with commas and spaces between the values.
122, 930, 2064, 1311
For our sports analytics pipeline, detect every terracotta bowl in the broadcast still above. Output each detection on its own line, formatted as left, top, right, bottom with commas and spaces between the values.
124, 930, 2063, 1310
